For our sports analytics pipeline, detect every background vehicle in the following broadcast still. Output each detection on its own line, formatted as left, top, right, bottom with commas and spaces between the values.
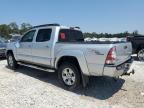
6, 24, 133, 89
0, 37, 6, 57
8, 36, 21, 43
127, 35, 144, 61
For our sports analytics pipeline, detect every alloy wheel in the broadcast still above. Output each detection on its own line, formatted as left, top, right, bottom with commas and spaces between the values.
62, 68, 76, 86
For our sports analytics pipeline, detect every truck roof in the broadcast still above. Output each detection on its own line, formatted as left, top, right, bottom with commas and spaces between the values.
32, 23, 60, 28
32, 23, 81, 31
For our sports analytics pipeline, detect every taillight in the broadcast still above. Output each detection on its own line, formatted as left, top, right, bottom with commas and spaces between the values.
105, 46, 117, 65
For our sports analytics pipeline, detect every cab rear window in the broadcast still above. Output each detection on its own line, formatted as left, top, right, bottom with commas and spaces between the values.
58, 29, 84, 42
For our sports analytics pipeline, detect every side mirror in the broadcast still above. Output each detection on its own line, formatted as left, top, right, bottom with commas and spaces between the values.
15, 41, 20, 48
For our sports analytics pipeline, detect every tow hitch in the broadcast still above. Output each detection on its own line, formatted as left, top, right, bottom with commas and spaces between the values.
120, 59, 135, 76
122, 69, 135, 76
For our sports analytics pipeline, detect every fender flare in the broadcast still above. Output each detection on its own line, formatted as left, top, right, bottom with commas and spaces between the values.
55, 50, 90, 76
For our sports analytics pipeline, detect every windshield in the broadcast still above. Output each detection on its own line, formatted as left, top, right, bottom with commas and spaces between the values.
58, 29, 84, 42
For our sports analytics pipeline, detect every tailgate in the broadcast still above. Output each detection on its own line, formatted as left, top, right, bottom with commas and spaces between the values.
115, 42, 132, 65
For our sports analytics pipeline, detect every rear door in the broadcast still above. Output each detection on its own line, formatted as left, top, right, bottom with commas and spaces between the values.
31, 28, 52, 66
16, 30, 36, 62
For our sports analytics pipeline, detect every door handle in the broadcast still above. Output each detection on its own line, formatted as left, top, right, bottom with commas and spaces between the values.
45, 46, 49, 48
28, 45, 31, 48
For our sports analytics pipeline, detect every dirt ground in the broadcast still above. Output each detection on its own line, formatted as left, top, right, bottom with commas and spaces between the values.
0, 58, 144, 108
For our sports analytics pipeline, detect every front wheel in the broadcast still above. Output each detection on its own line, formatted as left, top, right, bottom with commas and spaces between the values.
137, 49, 144, 62
7, 53, 18, 69
58, 62, 81, 90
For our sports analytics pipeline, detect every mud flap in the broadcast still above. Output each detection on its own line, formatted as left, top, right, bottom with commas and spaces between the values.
81, 74, 89, 88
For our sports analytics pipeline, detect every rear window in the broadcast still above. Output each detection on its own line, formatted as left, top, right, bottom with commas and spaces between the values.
58, 29, 84, 42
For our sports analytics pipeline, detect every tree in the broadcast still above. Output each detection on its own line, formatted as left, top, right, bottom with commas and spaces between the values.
0, 24, 11, 38
9, 22, 19, 34
20, 23, 32, 34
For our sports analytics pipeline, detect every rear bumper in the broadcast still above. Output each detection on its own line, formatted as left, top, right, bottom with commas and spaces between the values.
103, 59, 134, 77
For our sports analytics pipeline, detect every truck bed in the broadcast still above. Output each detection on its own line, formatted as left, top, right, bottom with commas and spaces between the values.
56, 42, 132, 62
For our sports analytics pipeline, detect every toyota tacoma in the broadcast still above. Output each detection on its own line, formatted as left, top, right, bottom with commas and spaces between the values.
6, 24, 134, 89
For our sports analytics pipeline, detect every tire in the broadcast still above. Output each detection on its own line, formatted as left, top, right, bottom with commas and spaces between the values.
137, 49, 144, 62
7, 52, 18, 69
58, 62, 81, 90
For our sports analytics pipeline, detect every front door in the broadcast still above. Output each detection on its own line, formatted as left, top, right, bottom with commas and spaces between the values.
16, 30, 36, 62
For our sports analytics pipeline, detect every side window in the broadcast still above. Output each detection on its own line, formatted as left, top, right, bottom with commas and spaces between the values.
21, 30, 36, 42
36, 29, 52, 42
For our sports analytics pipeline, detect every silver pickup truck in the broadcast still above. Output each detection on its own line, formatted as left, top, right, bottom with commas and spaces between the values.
6, 24, 134, 89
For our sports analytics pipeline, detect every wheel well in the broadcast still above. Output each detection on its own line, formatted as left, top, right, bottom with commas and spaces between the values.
6, 50, 13, 57
57, 56, 81, 71
57, 56, 83, 85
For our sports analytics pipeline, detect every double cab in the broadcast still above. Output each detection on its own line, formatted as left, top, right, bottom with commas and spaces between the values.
6, 24, 133, 89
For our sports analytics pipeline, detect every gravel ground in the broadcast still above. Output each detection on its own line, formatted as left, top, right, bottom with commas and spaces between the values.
0, 58, 144, 108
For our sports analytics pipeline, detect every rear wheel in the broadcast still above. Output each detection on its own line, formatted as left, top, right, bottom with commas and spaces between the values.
137, 49, 144, 61
7, 53, 18, 69
58, 62, 81, 90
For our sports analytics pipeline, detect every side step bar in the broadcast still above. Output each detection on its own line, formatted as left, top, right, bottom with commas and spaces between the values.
18, 62, 55, 72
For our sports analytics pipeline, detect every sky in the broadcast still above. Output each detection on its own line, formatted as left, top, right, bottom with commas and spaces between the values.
0, 0, 144, 34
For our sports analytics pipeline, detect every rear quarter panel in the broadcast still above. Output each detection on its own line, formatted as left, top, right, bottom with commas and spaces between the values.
54, 43, 112, 76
